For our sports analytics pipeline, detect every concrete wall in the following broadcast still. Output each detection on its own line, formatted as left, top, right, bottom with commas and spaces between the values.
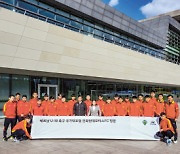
0, 8, 180, 87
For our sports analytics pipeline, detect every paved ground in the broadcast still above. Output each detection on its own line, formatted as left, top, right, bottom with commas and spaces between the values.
0, 119, 179, 154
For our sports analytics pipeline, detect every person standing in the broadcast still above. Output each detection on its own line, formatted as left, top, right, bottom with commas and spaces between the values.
115, 96, 127, 116
142, 95, 155, 117
155, 94, 165, 117
96, 94, 105, 114
31, 98, 45, 116
46, 96, 58, 116
29, 92, 38, 109
129, 96, 142, 117
84, 94, 92, 114
3, 95, 17, 140
58, 96, 70, 116
165, 94, 179, 143
111, 94, 119, 106
68, 94, 76, 116
88, 100, 101, 116
103, 97, 116, 116
73, 95, 87, 116
124, 96, 131, 116
17, 95, 31, 122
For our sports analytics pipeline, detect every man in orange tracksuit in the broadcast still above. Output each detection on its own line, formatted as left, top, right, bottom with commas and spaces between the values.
5, 116, 32, 142
42, 93, 49, 109
142, 95, 155, 117
29, 92, 38, 109
103, 97, 116, 116
84, 94, 92, 114
3, 95, 17, 140
165, 94, 179, 143
96, 94, 105, 114
46, 96, 58, 116
124, 96, 131, 116
17, 95, 31, 122
58, 96, 70, 116
156, 112, 174, 145
129, 96, 142, 116
149, 90, 158, 105
138, 94, 144, 104
68, 94, 76, 116
15, 93, 21, 104
115, 96, 127, 116
111, 94, 119, 106
31, 98, 45, 116
56, 93, 63, 105
155, 94, 165, 117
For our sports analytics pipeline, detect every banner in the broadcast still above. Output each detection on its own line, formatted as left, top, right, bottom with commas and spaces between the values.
31, 116, 159, 140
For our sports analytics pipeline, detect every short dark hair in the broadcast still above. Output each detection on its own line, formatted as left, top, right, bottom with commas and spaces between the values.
132, 96, 137, 99
114, 94, 119, 97
58, 93, 64, 96
15, 93, 21, 96
150, 90, 156, 93
138, 94, 143, 97
107, 96, 111, 100
22, 95, 27, 98
78, 95, 82, 98
158, 93, 163, 97
71, 94, 76, 97
62, 95, 66, 98
119, 96, 123, 99
167, 94, 173, 98
44, 93, 48, 97
50, 96, 55, 99
125, 95, 129, 99
98, 94, 103, 97
37, 98, 41, 101
160, 112, 166, 117
145, 95, 150, 98
9, 94, 15, 98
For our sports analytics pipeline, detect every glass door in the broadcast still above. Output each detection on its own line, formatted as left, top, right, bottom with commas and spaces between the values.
38, 84, 58, 99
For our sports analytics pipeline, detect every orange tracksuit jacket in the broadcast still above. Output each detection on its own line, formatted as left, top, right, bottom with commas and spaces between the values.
96, 100, 105, 113
68, 100, 76, 116
125, 101, 131, 115
42, 100, 50, 109
160, 118, 175, 133
165, 101, 179, 119
115, 102, 127, 116
84, 100, 92, 114
32, 105, 45, 116
129, 102, 142, 116
142, 102, 155, 117
17, 101, 31, 117
3, 101, 17, 118
58, 102, 70, 116
46, 102, 58, 116
155, 100, 165, 116
103, 103, 116, 116
29, 98, 38, 109
12, 120, 31, 138
111, 99, 119, 106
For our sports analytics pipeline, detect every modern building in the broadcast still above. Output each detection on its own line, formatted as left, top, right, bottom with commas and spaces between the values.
0, 0, 180, 108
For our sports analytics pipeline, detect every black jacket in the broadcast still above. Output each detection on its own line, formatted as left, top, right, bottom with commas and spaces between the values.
73, 102, 87, 116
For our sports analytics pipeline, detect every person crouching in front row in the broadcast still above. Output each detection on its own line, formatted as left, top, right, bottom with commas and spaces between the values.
156, 112, 174, 146
5, 116, 32, 142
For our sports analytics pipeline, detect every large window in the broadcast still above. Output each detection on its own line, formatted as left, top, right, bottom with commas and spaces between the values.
11, 75, 30, 99
0, 74, 10, 101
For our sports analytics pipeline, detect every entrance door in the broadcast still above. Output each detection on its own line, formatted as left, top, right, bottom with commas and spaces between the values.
38, 84, 58, 99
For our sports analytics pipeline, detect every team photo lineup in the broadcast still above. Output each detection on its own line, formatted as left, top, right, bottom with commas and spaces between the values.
2, 90, 179, 145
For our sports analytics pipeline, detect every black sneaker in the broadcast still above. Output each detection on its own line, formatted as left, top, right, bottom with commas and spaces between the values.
3, 137, 8, 141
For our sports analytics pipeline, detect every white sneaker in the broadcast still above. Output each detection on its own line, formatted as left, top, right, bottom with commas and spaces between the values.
166, 139, 172, 146
13, 137, 20, 143
173, 140, 178, 144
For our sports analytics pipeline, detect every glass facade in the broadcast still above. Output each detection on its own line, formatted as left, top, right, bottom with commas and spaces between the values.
165, 26, 180, 64
1, 0, 171, 63
0, 73, 180, 110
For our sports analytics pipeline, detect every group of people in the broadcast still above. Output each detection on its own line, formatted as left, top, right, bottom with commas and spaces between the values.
2, 91, 179, 145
